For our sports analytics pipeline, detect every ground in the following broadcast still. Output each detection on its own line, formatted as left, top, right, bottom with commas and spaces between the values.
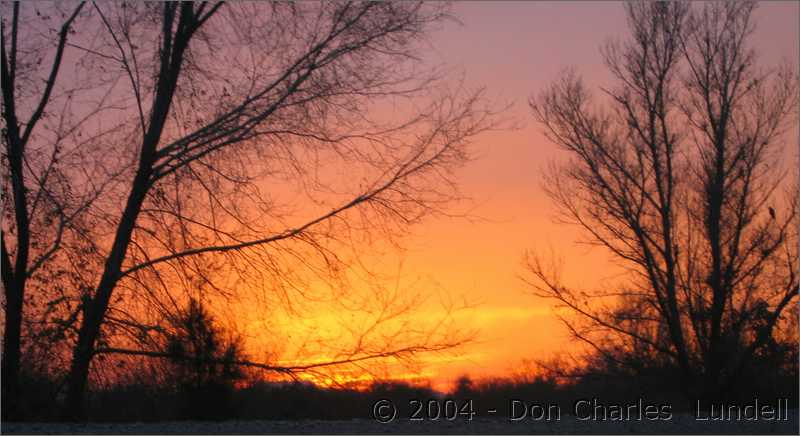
3, 414, 798, 435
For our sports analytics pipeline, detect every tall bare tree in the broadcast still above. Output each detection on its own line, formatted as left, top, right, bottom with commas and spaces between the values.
527, 1, 797, 400
2, 1, 89, 419
2, 1, 494, 419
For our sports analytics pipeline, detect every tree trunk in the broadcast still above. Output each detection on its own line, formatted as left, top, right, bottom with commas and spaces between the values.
1, 280, 23, 420
2, 133, 29, 422
62, 332, 94, 421
60, 6, 193, 418
61, 178, 150, 421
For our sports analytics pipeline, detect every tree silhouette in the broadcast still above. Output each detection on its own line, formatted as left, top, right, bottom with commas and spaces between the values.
527, 1, 797, 400
2, 1, 493, 419
162, 298, 244, 419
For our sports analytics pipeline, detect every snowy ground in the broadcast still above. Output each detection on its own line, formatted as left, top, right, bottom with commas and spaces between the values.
3, 414, 798, 435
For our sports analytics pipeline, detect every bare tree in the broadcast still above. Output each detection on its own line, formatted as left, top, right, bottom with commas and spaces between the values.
1, 1, 89, 419
527, 1, 797, 400
2, 1, 494, 419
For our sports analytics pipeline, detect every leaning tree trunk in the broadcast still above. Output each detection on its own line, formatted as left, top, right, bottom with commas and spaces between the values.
61, 4, 193, 419
62, 169, 153, 420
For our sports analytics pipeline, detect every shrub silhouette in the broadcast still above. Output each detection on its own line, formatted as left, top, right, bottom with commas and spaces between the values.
163, 298, 245, 420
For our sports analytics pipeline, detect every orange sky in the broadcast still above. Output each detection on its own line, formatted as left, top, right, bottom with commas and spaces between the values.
229, 1, 800, 392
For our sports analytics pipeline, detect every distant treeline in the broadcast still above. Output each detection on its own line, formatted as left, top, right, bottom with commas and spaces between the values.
14, 366, 797, 422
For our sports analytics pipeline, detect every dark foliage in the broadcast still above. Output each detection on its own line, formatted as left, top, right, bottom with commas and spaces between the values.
163, 298, 245, 420
6, 363, 797, 422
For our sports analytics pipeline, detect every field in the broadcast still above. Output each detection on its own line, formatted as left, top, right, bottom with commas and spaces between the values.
4, 413, 798, 435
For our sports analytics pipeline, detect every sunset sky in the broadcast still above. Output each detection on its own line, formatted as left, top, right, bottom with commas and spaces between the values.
7, 2, 800, 427
229, 1, 800, 391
